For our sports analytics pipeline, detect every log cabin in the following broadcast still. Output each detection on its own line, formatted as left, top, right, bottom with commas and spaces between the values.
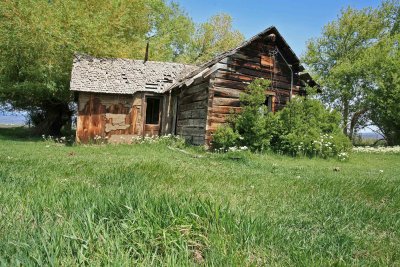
70, 26, 316, 145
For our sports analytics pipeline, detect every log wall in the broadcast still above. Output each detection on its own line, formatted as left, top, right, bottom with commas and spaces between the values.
160, 92, 177, 135
175, 81, 209, 145
205, 40, 306, 145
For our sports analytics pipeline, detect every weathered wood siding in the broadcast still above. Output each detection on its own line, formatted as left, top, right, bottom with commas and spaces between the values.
175, 81, 209, 145
205, 40, 305, 144
76, 92, 143, 142
160, 92, 178, 135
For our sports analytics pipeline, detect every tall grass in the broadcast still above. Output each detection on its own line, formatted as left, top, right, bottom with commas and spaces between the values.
0, 129, 399, 265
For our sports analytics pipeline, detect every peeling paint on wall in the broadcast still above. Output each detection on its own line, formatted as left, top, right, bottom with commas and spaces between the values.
105, 113, 130, 132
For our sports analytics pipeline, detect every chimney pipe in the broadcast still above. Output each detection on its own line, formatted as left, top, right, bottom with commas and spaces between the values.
144, 41, 149, 62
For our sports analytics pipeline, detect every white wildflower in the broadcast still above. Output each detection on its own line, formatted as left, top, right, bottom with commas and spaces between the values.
353, 146, 400, 154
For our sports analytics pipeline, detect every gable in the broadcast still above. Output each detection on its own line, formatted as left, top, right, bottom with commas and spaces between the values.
168, 26, 313, 91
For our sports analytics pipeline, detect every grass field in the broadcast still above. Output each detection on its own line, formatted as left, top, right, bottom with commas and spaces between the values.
0, 127, 399, 266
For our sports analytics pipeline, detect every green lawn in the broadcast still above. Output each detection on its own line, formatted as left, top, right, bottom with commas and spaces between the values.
0, 128, 399, 266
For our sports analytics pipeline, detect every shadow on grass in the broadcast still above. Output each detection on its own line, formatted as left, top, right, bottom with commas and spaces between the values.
0, 126, 77, 146
0, 126, 42, 142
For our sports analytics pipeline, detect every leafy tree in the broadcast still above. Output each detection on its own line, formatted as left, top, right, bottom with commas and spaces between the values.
182, 13, 245, 64
361, 1, 400, 145
302, 4, 387, 138
0, 0, 189, 134
145, 1, 195, 62
303, 0, 400, 143
361, 33, 400, 145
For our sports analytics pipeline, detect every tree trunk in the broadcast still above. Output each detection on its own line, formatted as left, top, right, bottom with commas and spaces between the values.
33, 103, 72, 136
349, 108, 368, 141
342, 98, 349, 137
386, 131, 400, 146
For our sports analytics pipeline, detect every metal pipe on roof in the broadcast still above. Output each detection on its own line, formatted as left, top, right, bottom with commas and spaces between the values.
144, 42, 149, 62
275, 48, 294, 101
267, 33, 293, 101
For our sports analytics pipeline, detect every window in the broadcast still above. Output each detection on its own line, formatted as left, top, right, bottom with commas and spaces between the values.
264, 96, 272, 112
145, 97, 160, 124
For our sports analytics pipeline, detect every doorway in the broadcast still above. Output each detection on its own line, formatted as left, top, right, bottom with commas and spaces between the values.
144, 96, 162, 136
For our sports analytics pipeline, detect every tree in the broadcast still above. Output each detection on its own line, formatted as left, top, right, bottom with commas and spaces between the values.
181, 13, 245, 64
364, 36, 400, 145
0, 0, 194, 135
145, 0, 195, 62
360, 9, 400, 145
303, 0, 400, 143
302, 4, 386, 139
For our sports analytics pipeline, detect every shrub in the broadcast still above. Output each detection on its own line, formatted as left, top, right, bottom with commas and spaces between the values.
211, 79, 352, 159
272, 97, 352, 158
211, 125, 240, 151
233, 79, 275, 152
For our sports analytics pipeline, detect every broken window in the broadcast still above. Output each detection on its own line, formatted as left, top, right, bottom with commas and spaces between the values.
145, 97, 160, 124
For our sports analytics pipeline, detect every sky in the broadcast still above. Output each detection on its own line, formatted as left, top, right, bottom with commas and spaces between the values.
174, 0, 382, 57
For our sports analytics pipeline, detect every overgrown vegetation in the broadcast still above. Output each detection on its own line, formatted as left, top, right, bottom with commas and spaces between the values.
212, 79, 351, 158
0, 128, 399, 265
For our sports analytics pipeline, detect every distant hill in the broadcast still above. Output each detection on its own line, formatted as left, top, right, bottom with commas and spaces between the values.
0, 112, 26, 126
359, 132, 382, 140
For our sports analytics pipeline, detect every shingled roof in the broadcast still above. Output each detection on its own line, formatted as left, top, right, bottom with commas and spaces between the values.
70, 54, 197, 94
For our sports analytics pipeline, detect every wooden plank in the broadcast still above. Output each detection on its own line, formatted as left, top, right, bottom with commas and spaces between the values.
181, 82, 208, 96
216, 69, 300, 85
206, 122, 225, 132
208, 115, 232, 124
213, 78, 249, 90
214, 77, 296, 92
176, 126, 205, 136
177, 118, 206, 127
144, 124, 160, 137
213, 97, 241, 107
179, 99, 208, 112
212, 87, 242, 98
211, 106, 242, 114
216, 57, 303, 86
130, 107, 138, 134
178, 109, 207, 120
180, 90, 208, 105
77, 95, 107, 142
271, 96, 276, 113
